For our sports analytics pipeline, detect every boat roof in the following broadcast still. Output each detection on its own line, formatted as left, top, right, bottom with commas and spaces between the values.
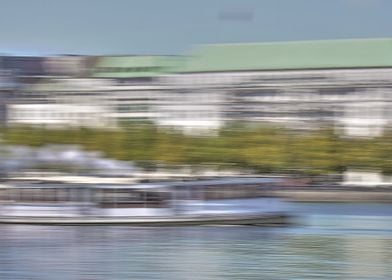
3, 177, 282, 190
3, 183, 166, 190
92, 183, 167, 190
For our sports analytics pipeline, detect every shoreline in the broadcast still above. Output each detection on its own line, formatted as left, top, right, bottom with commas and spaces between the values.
263, 187, 392, 203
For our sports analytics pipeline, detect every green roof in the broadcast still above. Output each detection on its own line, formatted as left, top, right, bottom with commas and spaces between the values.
178, 38, 392, 73
92, 56, 180, 78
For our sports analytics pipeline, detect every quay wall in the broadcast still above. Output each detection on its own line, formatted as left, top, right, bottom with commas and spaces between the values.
203, 186, 392, 202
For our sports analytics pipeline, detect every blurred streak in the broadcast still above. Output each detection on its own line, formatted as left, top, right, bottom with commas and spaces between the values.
0, 38, 391, 217
0, 32, 392, 280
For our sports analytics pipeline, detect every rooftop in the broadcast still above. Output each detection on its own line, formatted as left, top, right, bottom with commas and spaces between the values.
178, 38, 392, 73
92, 55, 181, 78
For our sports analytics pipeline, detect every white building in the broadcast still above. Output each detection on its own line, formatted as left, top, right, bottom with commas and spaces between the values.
156, 38, 392, 136
342, 170, 392, 186
6, 55, 176, 129
155, 74, 225, 134
7, 103, 112, 128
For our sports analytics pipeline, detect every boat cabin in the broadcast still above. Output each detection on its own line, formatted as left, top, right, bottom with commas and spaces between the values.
0, 177, 284, 217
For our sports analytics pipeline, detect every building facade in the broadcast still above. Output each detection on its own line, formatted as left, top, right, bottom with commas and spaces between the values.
156, 38, 392, 136
3, 39, 392, 136
5, 55, 176, 128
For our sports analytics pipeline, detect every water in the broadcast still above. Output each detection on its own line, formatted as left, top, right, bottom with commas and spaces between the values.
0, 202, 391, 280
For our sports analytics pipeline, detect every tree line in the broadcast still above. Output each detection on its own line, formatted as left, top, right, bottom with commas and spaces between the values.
1, 123, 391, 175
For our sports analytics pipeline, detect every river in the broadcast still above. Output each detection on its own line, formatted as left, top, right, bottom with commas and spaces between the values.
0, 202, 391, 280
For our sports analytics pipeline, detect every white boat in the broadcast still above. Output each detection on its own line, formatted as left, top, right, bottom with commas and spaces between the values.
0, 178, 290, 226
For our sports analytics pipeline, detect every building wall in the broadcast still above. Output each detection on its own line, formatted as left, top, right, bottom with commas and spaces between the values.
0, 70, 15, 125
7, 104, 114, 128
3, 45, 392, 136
156, 68, 392, 136
7, 77, 161, 128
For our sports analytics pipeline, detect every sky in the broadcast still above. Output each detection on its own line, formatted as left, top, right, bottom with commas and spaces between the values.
0, 0, 391, 56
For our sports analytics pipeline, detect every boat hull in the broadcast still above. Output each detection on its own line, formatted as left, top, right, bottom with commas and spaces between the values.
0, 213, 290, 226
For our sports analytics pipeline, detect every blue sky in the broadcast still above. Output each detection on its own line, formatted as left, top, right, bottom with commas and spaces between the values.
0, 0, 391, 55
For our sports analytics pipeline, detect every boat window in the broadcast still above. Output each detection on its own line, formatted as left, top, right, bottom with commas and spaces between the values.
97, 189, 168, 208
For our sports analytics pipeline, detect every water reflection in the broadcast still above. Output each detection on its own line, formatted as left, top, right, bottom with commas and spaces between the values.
0, 204, 391, 280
